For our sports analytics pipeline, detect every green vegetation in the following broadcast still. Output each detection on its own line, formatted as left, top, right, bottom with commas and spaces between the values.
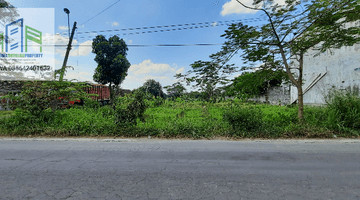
0, 89, 359, 139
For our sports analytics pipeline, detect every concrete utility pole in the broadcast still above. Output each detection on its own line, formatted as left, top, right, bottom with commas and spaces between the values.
59, 21, 77, 82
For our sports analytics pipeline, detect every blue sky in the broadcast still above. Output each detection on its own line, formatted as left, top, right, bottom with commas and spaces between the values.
6, 0, 285, 91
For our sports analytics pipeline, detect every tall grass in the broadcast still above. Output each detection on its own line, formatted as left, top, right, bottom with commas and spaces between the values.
0, 91, 359, 138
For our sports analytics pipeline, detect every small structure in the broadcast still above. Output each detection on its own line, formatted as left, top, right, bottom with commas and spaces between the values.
249, 85, 291, 105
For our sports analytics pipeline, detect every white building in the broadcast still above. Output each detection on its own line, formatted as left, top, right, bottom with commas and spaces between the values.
290, 21, 360, 105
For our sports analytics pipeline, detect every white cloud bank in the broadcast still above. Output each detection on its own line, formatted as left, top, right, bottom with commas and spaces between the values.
221, 0, 286, 16
122, 60, 186, 90
54, 33, 92, 57
129, 59, 177, 75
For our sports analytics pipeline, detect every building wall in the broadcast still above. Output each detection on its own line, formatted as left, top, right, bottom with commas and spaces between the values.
249, 85, 291, 105
290, 42, 360, 105
289, 20, 360, 105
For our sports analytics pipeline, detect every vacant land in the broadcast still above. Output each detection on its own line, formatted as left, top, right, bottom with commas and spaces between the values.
0, 98, 358, 139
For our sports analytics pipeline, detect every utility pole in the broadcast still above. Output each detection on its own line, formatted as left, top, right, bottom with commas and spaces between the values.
59, 21, 77, 82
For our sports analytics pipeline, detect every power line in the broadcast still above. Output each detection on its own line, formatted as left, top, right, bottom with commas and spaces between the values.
61, 17, 268, 41
79, 0, 122, 26
22, 43, 223, 47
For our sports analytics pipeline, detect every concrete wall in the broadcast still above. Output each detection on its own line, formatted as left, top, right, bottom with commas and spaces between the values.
290, 21, 360, 105
249, 85, 291, 105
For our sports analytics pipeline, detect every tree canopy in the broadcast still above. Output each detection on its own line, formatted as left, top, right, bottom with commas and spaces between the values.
92, 35, 130, 104
217, 0, 360, 120
164, 82, 186, 99
140, 79, 165, 99
225, 68, 289, 99
176, 59, 237, 102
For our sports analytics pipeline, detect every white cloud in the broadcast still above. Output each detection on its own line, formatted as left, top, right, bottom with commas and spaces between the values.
175, 67, 185, 74
221, 0, 286, 16
69, 40, 93, 56
221, 0, 258, 16
128, 40, 132, 44
129, 59, 176, 75
112, 22, 119, 27
212, 22, 218, 27
55, 40, 92, 57
58, 25, 68, 30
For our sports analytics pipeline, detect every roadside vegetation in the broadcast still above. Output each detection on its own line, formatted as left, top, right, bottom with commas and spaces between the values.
0, 88, 359, 139
1, 1, 359, 139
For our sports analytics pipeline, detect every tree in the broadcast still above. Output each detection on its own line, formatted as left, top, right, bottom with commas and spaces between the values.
225, 67, 289, 100
141, 79, 165, 99
0, 1, 18, 26
164, 82, 186, 99
176, 59, 237, 102
92, 35, 130, 106
218, 0, 360, 121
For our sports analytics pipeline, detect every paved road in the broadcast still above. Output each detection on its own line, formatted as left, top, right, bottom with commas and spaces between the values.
0, 138, 359, 200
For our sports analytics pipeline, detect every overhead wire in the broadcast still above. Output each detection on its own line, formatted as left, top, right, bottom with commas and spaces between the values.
79, 0, 122, 27
58, 16, 269, 42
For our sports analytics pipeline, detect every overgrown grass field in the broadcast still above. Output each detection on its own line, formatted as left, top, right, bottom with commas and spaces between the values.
1, 91, 359, 139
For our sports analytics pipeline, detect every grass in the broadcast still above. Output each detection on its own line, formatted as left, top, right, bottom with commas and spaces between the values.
0, 95, 359, 139
0, 110, 15, 119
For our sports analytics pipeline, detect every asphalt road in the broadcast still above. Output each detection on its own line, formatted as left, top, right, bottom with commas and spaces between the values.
0, 138, 359, 200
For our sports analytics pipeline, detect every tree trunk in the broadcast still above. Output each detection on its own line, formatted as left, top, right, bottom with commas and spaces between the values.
297, 85, 304, 122
297, 52, 304, 122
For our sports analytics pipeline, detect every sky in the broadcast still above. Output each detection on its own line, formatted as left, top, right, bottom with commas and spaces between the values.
5, 0, 285, 92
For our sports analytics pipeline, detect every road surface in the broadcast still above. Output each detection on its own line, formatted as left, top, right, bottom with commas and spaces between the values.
0, 138, 359, 199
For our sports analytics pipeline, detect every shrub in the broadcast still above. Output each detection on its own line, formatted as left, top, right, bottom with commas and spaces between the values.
84, 98, 101, 109
114, 90, 147, 127
223, 105, 263, 134
325, 89, 360, 131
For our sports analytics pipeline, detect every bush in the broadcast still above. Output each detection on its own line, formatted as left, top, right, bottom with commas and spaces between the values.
114, 90, 147, 127
84, 99, 101, 109
325, 89, 360, 132
223, 105, 263, 134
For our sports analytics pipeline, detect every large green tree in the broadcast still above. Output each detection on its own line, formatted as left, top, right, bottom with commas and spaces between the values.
141, 79, 165, 98
92, 35, 130, 105
225, 68, 288, 100
218, 0, 360, 121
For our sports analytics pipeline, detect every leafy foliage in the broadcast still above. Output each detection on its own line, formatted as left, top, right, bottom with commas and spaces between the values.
176, 60, 236, 102
0, 92, 358, 138
0, 81, 94, 116
92, 35, 131, 104
217, 0, 360, 121
325, 89, 360, 132
140, 79, 165, 99
223, 105, 263, 133
164, 82, 186, 99
114, 89, 147, 127
225, 68, 289, 99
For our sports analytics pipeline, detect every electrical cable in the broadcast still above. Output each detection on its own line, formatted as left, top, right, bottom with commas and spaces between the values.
31, 43, 223, 47
60, 17, 269, 41
79, 0, 122, 26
